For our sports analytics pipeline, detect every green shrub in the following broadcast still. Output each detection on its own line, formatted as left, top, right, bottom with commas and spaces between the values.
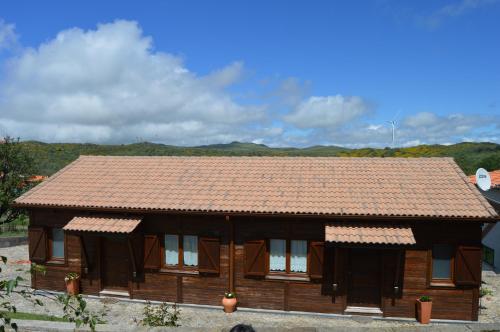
141, 302, 180, 327
419, 296, 431, 302
480, 287, 493, 298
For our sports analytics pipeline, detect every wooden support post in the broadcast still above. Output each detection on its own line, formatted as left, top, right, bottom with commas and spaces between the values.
394, 250, 402, 291
227, 215, 235, 293
79, 235, 90, 274
392, 249, 403, 306
332, 247, 338, 304
127, 238, 137, 278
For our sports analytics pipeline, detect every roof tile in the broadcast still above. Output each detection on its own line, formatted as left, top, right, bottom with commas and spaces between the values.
63, 215, 142, 233
15, 156, 498, 219
325, 222, 415, 245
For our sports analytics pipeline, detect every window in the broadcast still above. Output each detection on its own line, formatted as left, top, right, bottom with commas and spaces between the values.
269, 239, 308, 274
270, 239, 286, 271
431, 244, 454, 282
163, 234, 198, 269
290, 240, 307, 273
183, 235, 198, 266
49, 228, 65, 260
164, 235, 179, 265
483, 245, 495, 267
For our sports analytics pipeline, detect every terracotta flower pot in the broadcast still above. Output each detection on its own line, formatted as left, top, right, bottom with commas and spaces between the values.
417, 299, 432, 324
65, 278, 80, 295
222, 297, 237, 313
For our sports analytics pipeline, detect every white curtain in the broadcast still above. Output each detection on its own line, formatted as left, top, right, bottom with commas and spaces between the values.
270, 239, 286, 271
52, 228, 65, 258
164, 234, 179, 265
183, 235, 198, 266
290, 240, 307, 273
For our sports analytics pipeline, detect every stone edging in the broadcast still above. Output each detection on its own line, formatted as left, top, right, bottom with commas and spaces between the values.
0, 236, 28, 248
34, 290, 485, 327
10, 319, 500, 332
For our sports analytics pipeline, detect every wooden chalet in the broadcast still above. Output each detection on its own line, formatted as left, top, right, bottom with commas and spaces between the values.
14, 156, 498, 320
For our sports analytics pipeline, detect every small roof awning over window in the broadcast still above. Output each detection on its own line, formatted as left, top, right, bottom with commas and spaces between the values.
63, 215, 142, 234
325, 223, 416, 245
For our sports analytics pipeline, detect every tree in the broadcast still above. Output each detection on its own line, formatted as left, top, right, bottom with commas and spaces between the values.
0, 136, 34, 226
1, 256, 105, 331
0, 256, 44, 331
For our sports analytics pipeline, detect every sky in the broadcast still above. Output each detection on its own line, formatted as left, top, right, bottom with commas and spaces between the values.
0, 0, 499, 148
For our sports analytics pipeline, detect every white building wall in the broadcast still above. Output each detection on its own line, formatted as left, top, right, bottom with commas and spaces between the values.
483, 223, 500, 271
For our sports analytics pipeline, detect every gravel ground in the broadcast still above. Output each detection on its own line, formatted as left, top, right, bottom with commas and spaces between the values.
479, 270, 500, 323
2, 245, 499, 330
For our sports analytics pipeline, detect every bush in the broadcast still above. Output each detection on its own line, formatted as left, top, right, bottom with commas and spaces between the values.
419, 295, 431, 302
57, 294, 107, 332
141, 301, 180, 327
480, 287, 493, 298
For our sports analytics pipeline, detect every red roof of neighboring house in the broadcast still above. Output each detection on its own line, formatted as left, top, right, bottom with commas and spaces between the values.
27, 175, 48, 182
469, 170, 500, 189
13, 156, 497, 219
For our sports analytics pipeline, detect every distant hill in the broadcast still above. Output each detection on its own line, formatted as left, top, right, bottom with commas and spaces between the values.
20, 141, 500, 176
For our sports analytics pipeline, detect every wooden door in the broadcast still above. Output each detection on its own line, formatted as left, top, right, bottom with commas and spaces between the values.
102, 237, 130, 291
347, 248, 381, 307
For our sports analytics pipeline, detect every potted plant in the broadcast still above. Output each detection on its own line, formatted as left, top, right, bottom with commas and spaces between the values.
64, 272, 80, 295
222, 291, 237, 313
416, 295, 432, 324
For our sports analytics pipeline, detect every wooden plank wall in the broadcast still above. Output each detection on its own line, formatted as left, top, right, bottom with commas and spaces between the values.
28, 209, 482, 320
381, 222, 482, 320
30, 209, 79, 292
233, 216, 344, 313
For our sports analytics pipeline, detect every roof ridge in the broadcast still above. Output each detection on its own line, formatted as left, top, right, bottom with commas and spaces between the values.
446, 158, 498, 218
75, 155, 455, 160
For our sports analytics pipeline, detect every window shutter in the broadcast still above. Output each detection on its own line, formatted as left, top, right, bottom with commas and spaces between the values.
198, 237, 220, 274
144, 235, 160, 270
309, 241, 324, 279
28, 227, 47, 263
244, 239, 266, 277
455, 245, 482, 286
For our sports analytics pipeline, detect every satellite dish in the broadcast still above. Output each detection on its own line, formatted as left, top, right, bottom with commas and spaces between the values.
476, 168, 491, 191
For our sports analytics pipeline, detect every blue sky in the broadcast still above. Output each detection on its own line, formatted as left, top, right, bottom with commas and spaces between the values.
0, 0, 499, 147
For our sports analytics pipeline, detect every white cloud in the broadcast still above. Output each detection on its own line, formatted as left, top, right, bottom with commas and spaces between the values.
0, 19, 17, 51
204, 61, 244, 89
297, 111, 500, 148
284, 95, 371, 129
272, 77, 311, 107
0, 19, 498, 148
402, 112, 488, 139
421, 0, 499, 28
0, 20, 265, 145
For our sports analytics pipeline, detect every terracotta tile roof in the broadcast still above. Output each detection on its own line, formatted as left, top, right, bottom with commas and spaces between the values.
14, 156, 497, 219
63, 215, 142, 233
469, 170, 500, 189
325, 223, 416, 245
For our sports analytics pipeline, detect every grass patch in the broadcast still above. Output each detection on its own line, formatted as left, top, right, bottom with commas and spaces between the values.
1, 311, 68, 322
0, 230, 27, 238
0, 215, 28, 237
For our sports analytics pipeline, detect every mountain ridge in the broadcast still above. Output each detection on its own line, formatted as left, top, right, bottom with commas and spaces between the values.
20, 140, 500, 176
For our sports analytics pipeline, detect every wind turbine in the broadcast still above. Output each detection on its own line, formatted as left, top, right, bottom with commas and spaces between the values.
387, 110, 401, 148
387, 120, 396, 148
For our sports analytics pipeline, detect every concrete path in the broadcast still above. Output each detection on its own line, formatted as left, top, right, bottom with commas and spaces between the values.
9, 319, 500, 332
